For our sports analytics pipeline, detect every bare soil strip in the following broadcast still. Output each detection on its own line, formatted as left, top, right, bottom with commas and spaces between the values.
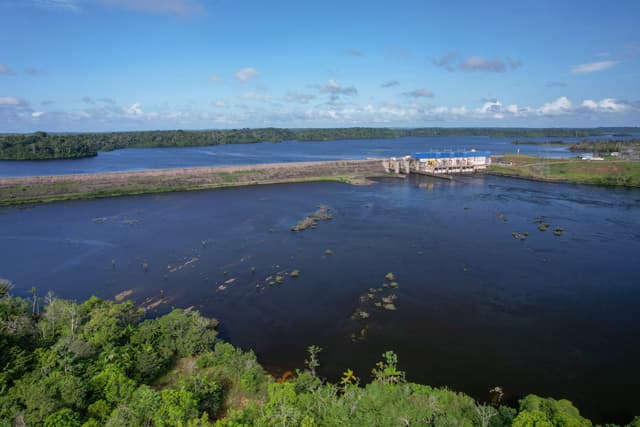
0, 159, 388, 205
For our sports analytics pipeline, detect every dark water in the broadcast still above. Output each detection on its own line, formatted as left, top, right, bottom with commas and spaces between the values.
0, 136, 594, 177
1, 176, 640, 423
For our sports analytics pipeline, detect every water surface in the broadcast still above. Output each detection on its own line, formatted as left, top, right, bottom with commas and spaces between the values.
1, 176, 639, 423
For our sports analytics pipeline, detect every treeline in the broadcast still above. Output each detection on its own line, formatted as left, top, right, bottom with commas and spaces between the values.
569, 139, 640, 153
0, 132, 98, 160
1, 282, 638, 426
1, 127, 628, 160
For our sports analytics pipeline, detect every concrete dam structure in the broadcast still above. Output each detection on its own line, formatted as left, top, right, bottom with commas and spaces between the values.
383, 151, 491, 176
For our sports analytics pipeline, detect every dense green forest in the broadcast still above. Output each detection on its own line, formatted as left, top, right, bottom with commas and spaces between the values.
1, 127, 634, 160
1, 281, 638, 426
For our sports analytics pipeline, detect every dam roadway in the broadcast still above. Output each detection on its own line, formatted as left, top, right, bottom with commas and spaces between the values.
0, 159, 389, 205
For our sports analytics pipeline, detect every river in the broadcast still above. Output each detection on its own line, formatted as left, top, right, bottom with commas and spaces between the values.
1, 174, 639, 423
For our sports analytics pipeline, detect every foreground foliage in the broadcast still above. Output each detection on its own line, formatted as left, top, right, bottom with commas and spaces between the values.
0, 285, 638, 426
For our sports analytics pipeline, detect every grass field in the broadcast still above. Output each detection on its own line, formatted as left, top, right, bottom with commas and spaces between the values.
488, 154, 640, 187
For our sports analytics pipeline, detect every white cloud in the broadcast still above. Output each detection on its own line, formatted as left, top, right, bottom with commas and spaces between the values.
0, 96, 20, 105
100, 0, 205, 15
461, 56, 506, 72
126, 102, 144, 117
3, 94, 638, 132
539, 97, 572, 115
581, 98, 629, 112
235, 67, 258, 82
320, 79, 357, 97
208, 74, 221, 83
571, 60, 618, 74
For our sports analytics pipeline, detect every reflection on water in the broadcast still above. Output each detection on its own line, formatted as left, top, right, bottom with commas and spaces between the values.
1, 176, 639, 423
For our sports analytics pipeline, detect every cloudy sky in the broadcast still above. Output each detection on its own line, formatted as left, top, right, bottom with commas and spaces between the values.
1, 0, 639, 132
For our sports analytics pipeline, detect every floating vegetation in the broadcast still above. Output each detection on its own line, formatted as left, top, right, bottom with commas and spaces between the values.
167, 256, 199, 273
352, 310, 370, 320
496, 213, 508, 222
538, 223, 550, 231
142, 262, 149, 272
121, 219, 139, 225
140, 296, 170, 311
275, 275, 284, 284
381, 295, 397, 305
92, 217, 108, 223
512, 231, 528, 240
324, 249, 333, 256
290, 269, 300, 278
291, 206, 333, 231
349, 273, 402, 342
114, 289, 133, 302
554, 227, 564, 236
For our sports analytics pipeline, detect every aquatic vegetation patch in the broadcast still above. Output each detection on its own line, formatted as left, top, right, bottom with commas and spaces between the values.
512, 231, 528, 240
554, 227, 564, 236
496, 212, 509, 222
349, 274, 401, 342
167, 256, 200, 273
114, 289, 134, 302
291, 205, 334, 231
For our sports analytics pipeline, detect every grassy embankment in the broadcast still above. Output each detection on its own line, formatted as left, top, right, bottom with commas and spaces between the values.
0, 160, 389, 206
487, 154, 640, 187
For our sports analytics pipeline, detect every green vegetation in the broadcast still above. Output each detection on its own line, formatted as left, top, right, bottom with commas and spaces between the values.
0, 286, 638, 426
1, 128, 629, 160
291, 206, 333, 232
569, 138, 640, 154
487, 154, 640, 187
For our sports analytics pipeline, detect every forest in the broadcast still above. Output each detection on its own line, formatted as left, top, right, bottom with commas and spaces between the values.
1, 281, 638, 426
0, 127, 629, 160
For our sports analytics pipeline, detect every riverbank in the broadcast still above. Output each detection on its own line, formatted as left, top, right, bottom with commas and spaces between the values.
487, 154, 640, 187
0, 159, 389, 205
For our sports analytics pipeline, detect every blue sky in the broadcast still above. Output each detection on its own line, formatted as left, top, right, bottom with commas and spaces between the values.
1, 0, 639, 131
